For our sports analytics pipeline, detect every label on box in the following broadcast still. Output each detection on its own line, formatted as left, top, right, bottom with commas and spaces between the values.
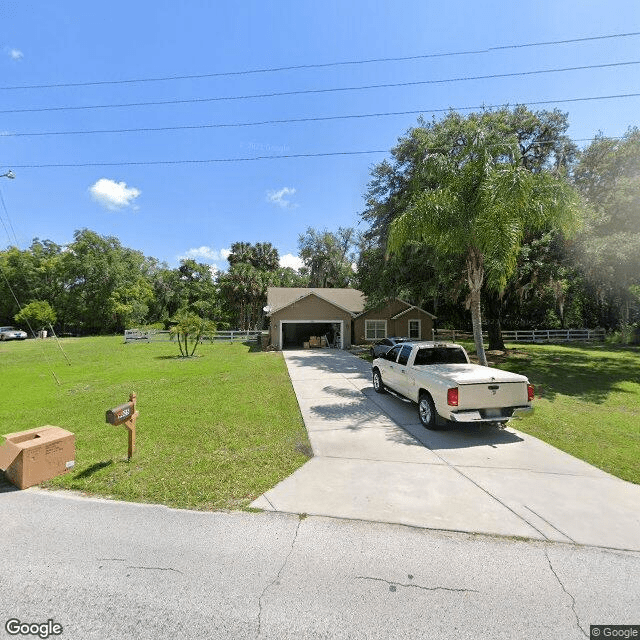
65, 460, 75, 469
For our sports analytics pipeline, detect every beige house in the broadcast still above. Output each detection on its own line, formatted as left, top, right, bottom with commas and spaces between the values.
353, 298, 435, 344
267, 288, 435, 349
267, 288, 365, 350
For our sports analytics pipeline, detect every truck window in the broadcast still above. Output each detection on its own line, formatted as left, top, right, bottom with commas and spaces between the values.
385, 345, 402, 361
414, 346, 468, 365
398, 345, 412, 366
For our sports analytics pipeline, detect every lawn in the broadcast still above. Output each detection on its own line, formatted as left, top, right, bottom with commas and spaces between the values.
474, 342, 640, 484
0, 336, 311, 509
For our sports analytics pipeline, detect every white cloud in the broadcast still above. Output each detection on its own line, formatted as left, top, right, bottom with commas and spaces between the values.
89, 178, 141, 211
180, 246, 230, 262
279, 253, 304, 270
266, 186, 297, 209
8, 49, 23, 61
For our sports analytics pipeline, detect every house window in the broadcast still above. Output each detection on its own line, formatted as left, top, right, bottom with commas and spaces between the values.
408, 319, 421, 339
365, 320, 386, 340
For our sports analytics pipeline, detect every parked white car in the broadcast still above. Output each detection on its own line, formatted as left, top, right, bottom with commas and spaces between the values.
372, 341, 534, 429
0, 326, 28, 341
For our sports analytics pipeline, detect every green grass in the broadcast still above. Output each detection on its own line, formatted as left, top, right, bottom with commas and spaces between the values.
476, 342, 640, 484
1, 337, 311, 509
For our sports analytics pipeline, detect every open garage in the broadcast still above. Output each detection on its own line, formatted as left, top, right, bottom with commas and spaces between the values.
281, 321, 343, 349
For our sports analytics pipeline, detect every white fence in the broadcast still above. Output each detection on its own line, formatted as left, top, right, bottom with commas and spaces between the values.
434, 328, 605, 343
500, 328, 605, 343
124, 329, 263, 344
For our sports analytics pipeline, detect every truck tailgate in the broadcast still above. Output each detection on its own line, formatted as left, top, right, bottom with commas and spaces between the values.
458, 381, 528, 409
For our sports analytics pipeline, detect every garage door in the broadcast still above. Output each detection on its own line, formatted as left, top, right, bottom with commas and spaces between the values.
280, 320, 343, 349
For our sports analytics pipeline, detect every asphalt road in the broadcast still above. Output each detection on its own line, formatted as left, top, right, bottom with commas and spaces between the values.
2, 487, 639, 640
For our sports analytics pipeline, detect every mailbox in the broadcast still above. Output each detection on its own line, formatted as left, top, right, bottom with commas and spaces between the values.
106, 393, 138, 460
106, 402, 135, 426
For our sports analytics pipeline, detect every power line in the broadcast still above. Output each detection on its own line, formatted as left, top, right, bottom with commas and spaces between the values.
8, 137, 621, 169
0, 188, 19, 247
2, 60, 638, 115
1, 31, 638, 91
2, 92, 638, 138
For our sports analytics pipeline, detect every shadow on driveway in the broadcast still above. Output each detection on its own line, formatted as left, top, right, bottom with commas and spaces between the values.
286, 351, 369, 376
402, 421, 525, 451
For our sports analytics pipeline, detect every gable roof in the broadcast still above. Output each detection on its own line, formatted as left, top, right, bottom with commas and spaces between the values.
391, 301, 437, 320
354, 297, 437, 320
267, 287, 366, 316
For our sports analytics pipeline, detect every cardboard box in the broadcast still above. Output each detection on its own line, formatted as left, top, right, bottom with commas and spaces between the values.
303, 341, 310, 349
0, 426, 75, 489
309, 336, 320, 347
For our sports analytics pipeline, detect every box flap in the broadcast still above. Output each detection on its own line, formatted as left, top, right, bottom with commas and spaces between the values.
0, 441, 21, 471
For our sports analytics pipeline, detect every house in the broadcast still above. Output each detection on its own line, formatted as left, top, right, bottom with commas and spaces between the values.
267, 287, 365, 350
266, 288, 435, 349
353, 298, 436, 344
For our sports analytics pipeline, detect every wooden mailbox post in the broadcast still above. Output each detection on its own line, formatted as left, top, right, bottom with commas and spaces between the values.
106, 392, 138, 460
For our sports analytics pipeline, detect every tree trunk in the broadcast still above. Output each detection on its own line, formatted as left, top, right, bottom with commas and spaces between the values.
485, 290, 505, 351
622, 297, 630, 345
467, 250, 488, 366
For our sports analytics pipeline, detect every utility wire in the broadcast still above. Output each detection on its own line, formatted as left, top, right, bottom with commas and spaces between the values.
0, 262, 63, 384
0, 184, 70, 379
8, 136, 621, 169
2, 60, 638, 114
1, 31, 638, 91
2, 92, 638, 138
0, 188, 20, 247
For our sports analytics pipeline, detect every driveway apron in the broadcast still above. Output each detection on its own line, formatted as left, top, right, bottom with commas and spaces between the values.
251, 349, 640, 550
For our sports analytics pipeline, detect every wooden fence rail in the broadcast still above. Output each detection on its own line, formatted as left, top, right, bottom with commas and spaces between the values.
124, 329, 264, 344
433, 328, 605, 344
500, 328, 606, 343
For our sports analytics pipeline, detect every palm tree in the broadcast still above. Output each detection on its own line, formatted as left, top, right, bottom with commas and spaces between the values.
388, 112, 580, 365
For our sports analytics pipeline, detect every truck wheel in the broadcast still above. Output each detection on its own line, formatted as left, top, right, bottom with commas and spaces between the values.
372, 369, 385, 394
418, 393, 438, 430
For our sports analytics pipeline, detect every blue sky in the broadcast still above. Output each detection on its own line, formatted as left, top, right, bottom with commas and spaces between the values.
1, 1, 639, 272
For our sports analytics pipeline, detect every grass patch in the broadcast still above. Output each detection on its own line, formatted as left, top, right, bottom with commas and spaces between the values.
0, 337, 311, 509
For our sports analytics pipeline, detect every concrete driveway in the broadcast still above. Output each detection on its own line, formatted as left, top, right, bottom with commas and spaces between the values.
252, 349, 640, 550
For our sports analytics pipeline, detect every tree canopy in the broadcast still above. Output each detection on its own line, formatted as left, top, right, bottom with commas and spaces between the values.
367, 108, 581, 363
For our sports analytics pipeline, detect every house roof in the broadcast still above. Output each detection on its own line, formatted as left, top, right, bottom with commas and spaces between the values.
267, 287, 366, 316
390, 301, 437, 320
354, 298, 437, 320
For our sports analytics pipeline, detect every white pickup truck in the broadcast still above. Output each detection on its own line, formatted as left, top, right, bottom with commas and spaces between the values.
372, 342, 534, 429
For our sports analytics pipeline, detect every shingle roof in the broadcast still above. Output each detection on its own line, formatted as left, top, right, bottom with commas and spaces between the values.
267, 287, 366, 315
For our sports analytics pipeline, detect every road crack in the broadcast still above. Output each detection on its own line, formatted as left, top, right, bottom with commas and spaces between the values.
126, 565, 183, 574
356, 576, 478, 594
544, 549, 588, 638
257, 519, 301, 638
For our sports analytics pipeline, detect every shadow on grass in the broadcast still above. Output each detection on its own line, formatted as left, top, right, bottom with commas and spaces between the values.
243, 340, 262, 353
496, 344, 640, 403
73, 460, 113, 479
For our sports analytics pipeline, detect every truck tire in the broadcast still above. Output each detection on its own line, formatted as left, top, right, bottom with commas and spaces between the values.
372, 368, 385, 394
418, 393, 439, 430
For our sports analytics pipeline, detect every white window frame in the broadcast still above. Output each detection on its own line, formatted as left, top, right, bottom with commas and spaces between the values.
365, 319, 387, 341
408, 319, 421, 339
